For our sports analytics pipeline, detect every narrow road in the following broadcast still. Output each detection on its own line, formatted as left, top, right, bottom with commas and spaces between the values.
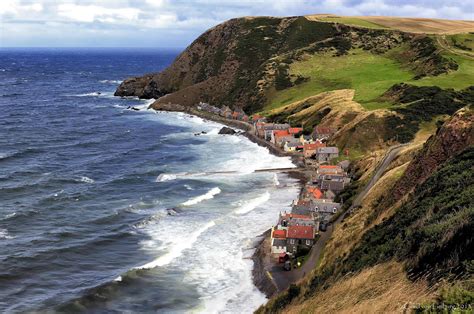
267, 142, 409, 292
351, 143, 408, 208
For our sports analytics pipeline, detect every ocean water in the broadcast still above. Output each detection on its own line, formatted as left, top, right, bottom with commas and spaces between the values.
0, 48, 300, 313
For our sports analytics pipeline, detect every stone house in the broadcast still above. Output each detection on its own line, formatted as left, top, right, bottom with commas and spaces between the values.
312, 126, 336, 140
303, 142, 326, 158
315, 147, 339, 163
286, 225, 315, 254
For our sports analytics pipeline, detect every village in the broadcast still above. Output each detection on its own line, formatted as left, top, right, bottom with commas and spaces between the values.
197, 102, 351, 272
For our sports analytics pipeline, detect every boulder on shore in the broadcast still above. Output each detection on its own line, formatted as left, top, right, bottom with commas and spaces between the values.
218, 126, 236, 135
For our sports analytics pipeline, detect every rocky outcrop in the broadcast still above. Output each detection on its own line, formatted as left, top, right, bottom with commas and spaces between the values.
390, 106, 474, 203
218, 126, 236, 135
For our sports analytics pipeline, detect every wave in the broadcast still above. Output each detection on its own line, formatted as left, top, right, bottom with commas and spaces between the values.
68, 91, 114, 98
0, 228, 14, 239
1, 212, 17, 221
234, 191, 270, 215
273, 173, 280, 186
99, 79, 122, 84
132, 220, 215, 270
79, 176, 95, 184
181, 187, 221, 206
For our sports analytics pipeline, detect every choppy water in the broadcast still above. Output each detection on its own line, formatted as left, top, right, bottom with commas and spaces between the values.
0, 48, 299, 313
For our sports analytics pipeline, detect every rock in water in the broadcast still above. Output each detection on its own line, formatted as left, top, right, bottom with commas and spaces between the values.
218, 126, 236, 135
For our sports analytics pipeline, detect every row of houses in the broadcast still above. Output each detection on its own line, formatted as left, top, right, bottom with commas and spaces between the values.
270, 162, 350, 261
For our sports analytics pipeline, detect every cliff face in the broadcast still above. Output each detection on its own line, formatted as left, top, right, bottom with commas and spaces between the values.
389, 107, 474, 203
115, 16, 454, 112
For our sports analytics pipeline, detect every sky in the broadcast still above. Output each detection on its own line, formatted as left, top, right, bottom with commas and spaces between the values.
0, 0, 473, 48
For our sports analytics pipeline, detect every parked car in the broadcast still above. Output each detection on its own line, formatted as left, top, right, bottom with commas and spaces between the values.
283, 260, 292, 271
319, 221, 328, 232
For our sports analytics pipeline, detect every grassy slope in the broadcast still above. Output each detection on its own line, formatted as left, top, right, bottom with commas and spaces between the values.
410, 53, 474, 89
267, 49, 414, 111
265, 49, 474, 111
447, 33, 474, 51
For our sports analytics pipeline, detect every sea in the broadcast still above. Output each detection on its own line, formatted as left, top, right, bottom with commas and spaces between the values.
0, 48, 300, 313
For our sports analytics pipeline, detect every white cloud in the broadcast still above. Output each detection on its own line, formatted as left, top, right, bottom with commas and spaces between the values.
1, 0, 472, 47
57, 4, 140, 23
0, 0, 43, 15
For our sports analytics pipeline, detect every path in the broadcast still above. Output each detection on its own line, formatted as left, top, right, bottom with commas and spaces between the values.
436, 35, 474, 60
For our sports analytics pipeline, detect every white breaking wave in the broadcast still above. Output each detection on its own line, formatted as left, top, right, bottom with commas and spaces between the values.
134, 220, 215, 270
99, 79, 122, 84
0, 228, 14, 239
156, 173, 186, 182
273, 173, 280, 186
79, 176, 95, 184
1, 212, 16, 221
234, 191, 270, 215
181, 187, 221, 206
69, 91, 114, 98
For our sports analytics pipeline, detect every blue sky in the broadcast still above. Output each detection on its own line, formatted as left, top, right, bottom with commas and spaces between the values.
0, 0, 472, 47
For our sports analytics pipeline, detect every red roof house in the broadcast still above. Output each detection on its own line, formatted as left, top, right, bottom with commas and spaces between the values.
287, 225, 314, 239
288, 127, 303, 135
307, 186, 323, 199
272, 229, 287, 239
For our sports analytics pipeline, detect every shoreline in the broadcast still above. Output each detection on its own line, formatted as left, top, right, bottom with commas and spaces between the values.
149, 102, 308, 298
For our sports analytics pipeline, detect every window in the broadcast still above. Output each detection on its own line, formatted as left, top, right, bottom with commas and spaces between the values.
306, 240, 311, 246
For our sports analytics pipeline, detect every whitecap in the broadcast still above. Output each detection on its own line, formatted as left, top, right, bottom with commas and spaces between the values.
273, 173, 280, 186
1, 212, 16, 221
184, 184, 193, 190
79, 176, 94, 184
156, 173, 178, 182
134, 220, 215, 269
99, 79, 122, 84
0, 228, 14, 239
234, 191, 270, 215
181, 187, 221, 206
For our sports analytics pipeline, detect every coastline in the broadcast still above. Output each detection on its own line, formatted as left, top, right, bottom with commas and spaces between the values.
148, 102, 307, 299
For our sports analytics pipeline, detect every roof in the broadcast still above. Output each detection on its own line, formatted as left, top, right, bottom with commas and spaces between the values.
272, 229, 287, 239
314, 126, 335, 134
288, 127, 303, 134
307, 186, 323, 199
317, 147, 339, 154
273, 130, 290, 137
304, 143, 326, 151
287, 225, 314, 239
297, 200, 311, 207
282, 213, 313, 220
320, 165, 339, 169
252, 114, 263, 120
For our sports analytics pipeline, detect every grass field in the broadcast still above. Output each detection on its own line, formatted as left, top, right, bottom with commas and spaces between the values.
408, 53, 474, 90
309, 16, 387, 30
447, 33, 474, 51
266, 49, 414, 111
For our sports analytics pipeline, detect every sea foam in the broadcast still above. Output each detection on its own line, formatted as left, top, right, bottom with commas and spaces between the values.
134, 220, 215, 270
181, 187, 221, 206
234, 191, 270, 215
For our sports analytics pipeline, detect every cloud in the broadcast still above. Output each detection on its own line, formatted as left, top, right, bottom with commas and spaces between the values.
57, 4, 140, 23
0, 0, 472, 47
